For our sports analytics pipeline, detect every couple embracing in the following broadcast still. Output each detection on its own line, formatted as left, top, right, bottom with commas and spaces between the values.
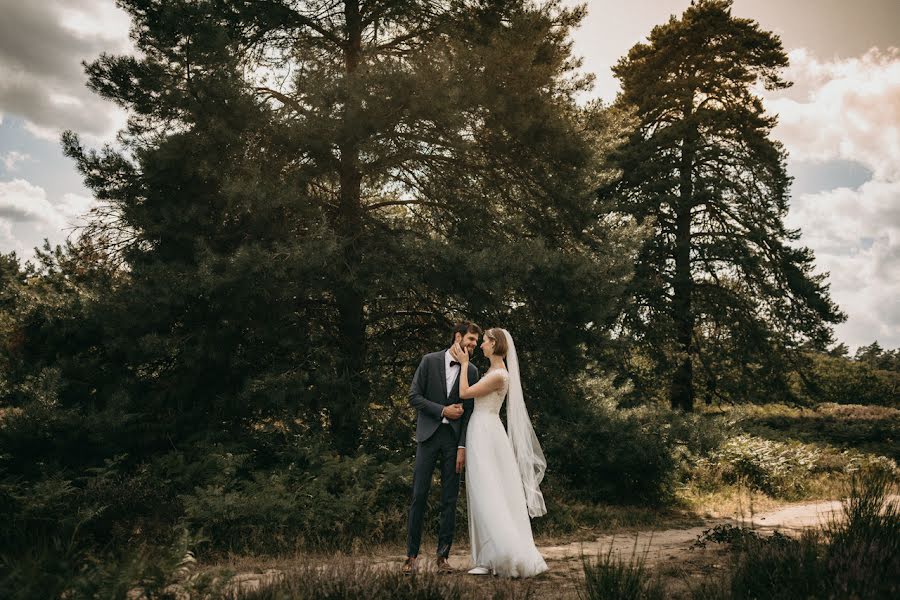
403, 322, 548, 578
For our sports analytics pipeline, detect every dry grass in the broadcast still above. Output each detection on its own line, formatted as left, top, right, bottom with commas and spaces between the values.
677, 484, 786, 520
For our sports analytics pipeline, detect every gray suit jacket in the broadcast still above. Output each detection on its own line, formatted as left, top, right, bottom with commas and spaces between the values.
409, 350, 479, 447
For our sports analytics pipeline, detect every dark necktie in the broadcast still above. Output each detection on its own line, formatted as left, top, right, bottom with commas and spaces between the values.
450, 360, 460, 368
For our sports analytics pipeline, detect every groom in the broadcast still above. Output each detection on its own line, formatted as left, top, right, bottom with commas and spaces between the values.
403, 321, 482, 574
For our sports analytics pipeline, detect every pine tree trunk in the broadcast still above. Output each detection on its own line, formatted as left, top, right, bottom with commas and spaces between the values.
332, 0, 368, 454
670, 112, 696, 412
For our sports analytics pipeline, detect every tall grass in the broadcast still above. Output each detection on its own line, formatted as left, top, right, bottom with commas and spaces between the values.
578, 538, 664, 600
232, 560, 535, 600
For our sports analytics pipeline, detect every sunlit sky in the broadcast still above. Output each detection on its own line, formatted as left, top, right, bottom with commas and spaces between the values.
1, 0, 898, 351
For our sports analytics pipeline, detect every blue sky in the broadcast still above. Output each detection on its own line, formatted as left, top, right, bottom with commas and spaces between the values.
1, 0, 898, 352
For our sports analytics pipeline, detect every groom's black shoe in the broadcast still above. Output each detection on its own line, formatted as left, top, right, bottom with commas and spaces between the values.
436, 556, 455, 573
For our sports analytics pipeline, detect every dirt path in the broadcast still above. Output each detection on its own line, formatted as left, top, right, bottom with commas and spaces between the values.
210, 496, 897, 599
384, 498, 854, 598
539, 497, 848, 564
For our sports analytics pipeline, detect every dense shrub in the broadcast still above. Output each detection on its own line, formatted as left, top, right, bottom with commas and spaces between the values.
543, 398, 678, 505
0, 511, 186, 600
179, 444, 411, 554
543, 379, 731, 506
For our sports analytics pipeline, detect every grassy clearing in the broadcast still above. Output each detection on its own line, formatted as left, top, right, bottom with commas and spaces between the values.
675, 403, 898, 513
719, 403, 898, 460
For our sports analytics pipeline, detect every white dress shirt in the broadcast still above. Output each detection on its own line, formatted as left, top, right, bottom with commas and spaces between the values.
443, 349, 466, 449
442, 349, 459, 423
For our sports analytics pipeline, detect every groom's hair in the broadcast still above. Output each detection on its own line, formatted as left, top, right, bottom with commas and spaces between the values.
450, 321, 482, 345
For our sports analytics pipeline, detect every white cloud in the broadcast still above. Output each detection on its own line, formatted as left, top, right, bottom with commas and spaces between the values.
57, 192, 95, 222
0, 0, 132, 144
0, 179, 65, 226
0, 219, 25, 256
764, 47, 900, 180
759, 47, 900, 350
784, 163, 900, 350
1, 151, 32, 171
0, 178, 97, 259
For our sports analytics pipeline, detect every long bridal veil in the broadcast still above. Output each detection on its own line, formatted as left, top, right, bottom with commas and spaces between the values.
500, 329, 547, 518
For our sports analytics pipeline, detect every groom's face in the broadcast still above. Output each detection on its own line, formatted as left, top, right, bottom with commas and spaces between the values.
456, 332, 479, 356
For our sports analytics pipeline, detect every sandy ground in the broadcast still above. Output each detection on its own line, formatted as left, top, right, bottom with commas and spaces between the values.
206, 496, 897, 599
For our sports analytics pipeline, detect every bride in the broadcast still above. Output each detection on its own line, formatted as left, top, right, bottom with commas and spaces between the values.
449, 328, 548, 578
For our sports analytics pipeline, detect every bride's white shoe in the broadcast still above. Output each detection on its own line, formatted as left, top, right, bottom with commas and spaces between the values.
467, 566, 491, 575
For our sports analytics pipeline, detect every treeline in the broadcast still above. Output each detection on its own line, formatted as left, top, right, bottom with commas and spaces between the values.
0, 1, 886, 597
798, 342, 900, 407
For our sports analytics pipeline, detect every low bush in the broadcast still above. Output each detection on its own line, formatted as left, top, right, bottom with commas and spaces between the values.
689, 524, 793, 551
544, 385, 730, 506
0, 523, 187, 600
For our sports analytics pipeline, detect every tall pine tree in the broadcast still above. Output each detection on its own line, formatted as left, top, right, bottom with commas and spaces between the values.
64, 0, 640, 453
606, 0, 845, 410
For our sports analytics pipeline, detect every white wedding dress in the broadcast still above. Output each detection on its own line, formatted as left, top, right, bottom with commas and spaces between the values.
465, 368, 548, 577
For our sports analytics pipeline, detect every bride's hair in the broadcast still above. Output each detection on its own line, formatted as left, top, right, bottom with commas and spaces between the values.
485, 328, 508, 358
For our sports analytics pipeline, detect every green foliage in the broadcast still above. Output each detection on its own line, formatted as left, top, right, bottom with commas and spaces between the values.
544, 398, 677, 505
579, 541, 665, 600
854, 341, 900, 372
0, 457, 188, 600
544, 381, 731, 505
179, 444, 410, 554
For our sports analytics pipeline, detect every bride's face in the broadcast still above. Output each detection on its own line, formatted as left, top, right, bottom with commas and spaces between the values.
481, 336, 495, 357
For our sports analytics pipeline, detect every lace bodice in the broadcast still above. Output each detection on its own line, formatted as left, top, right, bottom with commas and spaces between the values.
473, 369, 509, 416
